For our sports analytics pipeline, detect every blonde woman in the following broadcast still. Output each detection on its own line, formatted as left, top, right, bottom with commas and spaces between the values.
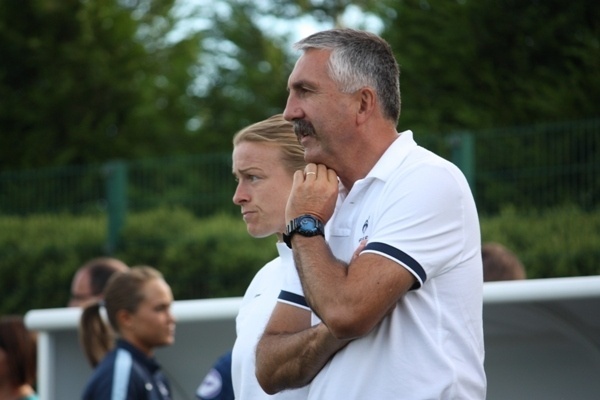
230, 114, 347, 399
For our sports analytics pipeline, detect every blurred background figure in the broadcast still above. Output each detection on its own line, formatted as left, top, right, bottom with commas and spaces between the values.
68, 257, 129, 307
79, 266, 175, 400
482, 242, 526, 282
195, 350, 233, 400
0, 315, 39, 400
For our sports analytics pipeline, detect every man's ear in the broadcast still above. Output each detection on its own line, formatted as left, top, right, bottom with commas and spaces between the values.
356, 87, 376, 125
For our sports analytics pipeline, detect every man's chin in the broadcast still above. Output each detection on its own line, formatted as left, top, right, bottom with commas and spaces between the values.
303, 149, 322, 164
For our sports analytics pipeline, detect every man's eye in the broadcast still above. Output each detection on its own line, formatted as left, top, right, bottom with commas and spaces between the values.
292, 86, 310, 97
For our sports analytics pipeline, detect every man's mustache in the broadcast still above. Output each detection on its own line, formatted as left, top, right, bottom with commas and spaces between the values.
293, 119, 316, 139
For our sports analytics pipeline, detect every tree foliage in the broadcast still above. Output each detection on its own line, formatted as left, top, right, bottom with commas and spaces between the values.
378, 0, 600, 134
0, 0, 206, 169
0, 0, 598, 171
187, 1, 293, 152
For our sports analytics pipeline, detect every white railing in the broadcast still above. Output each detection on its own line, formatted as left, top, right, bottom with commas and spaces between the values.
26, 276, 600, 400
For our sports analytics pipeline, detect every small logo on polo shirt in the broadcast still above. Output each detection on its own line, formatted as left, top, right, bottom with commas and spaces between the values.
359, 217, 370, 243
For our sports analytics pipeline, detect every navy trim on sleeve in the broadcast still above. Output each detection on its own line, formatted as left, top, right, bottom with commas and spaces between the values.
278, 290, 309, 308
363, 242, 426, 288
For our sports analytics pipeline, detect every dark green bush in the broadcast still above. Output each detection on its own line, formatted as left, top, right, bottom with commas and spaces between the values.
0, 213, 106, 314
0, 206, 598, 315
0, 208, 276, 315
115, 208, 277, 300
480, 205, 600, 278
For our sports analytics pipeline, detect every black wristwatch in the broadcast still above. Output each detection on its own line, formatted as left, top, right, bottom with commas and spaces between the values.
283, 214, 325, 249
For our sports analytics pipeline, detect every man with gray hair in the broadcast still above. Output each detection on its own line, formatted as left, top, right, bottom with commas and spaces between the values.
256, 28, 486, 399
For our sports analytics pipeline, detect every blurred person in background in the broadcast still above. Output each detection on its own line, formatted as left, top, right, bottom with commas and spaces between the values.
69, 257, 129, 307
195, 350, 233, 400
80, 266, 175, 400
0, 315, 39, 400
482, 242, 526, 281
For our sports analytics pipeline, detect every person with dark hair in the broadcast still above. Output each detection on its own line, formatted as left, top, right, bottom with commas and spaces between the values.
482, 242, 526, 281
255, 29, 486, 399
69, 257, 129, 307
0, 315, 39, 400
80, 266, 175, 400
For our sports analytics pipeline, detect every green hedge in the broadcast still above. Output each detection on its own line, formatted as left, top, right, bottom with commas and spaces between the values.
0, 213, 106, 314
0, 208, 276, 315
480, 205, 600, 278
115, 208, 277, 301
1, 206, 599, 315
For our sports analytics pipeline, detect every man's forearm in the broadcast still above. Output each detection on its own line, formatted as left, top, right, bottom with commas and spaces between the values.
255, 322, 349, 394
292, 235, 350, 328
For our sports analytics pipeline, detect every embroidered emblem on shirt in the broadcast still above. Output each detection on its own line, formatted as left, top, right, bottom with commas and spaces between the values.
359, 217, 370, 243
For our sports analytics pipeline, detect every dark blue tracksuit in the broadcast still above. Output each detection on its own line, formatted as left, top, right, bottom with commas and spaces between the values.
82, 339, 172, 400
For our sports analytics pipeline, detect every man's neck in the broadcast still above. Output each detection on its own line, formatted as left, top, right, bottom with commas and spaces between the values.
338, 130, 399, 191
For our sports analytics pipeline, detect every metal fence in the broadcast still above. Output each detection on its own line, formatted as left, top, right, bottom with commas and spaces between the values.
419, 118, 600, 214
1, 118, 598, 235
472, 119, 599, 213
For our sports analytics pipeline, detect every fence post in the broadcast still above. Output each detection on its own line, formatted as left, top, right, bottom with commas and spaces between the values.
449, 131, 476, 197
103, 160, 127, 254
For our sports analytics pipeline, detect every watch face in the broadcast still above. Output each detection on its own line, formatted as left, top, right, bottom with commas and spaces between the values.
285, 215, 324, 246
299, 216, 317, 232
